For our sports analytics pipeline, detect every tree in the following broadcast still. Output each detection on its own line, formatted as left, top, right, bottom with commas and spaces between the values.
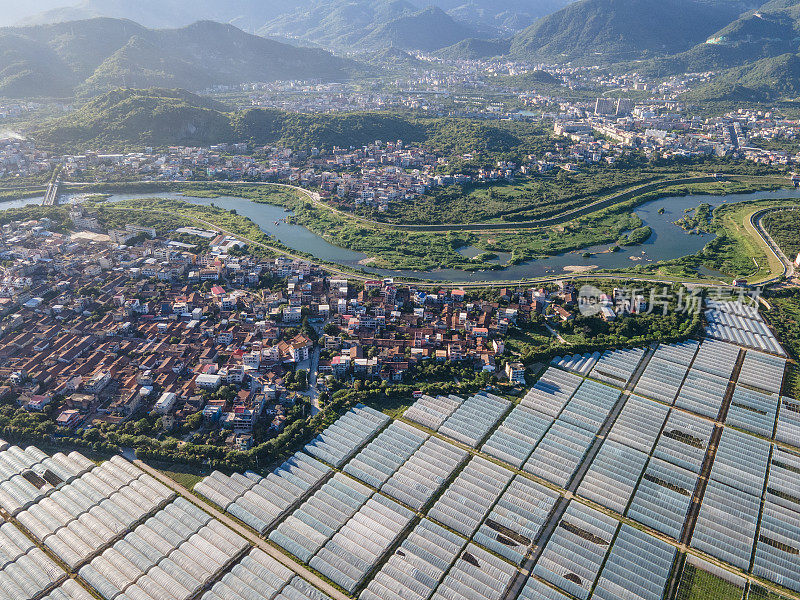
295, 370, 308, 392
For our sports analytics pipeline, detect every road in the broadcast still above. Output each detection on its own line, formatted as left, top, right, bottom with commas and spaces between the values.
308, 345, 322, 415
132, 458, 352, 600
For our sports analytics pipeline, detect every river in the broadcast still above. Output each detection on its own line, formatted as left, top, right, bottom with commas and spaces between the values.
10, 188, 800, 282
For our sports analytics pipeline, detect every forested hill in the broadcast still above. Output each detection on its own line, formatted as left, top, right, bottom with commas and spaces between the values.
509, 0, 751, 63
0, 18, 361, 98
28, 88, 554, 157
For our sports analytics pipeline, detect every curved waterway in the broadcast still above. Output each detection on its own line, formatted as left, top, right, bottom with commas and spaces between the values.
11, 188, 800, 282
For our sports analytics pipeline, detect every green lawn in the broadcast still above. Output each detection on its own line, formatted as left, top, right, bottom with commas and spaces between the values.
156, 465, 209, 490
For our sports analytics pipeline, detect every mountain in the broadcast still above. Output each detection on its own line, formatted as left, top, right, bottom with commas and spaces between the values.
1, 1, 72, 28
28, 87, 540, 153
643, 0, 800, 75
258, 0, 418, 50
360, 47, 428, 69
509, 0, 752, 63
28, 88, 235, 148
683, 53, 800, 101
0, 18, 361, 98
434, 38, 511, 60
262, 3, 480, 53
441, 0, 575, 35
13, 0, 577, 37
360, 7, 478, 52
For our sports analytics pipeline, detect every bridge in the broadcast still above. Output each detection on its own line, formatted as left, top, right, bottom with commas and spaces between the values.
42, 178, 60, 205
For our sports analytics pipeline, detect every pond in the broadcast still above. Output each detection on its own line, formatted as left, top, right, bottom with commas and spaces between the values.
10, 187, 800, 282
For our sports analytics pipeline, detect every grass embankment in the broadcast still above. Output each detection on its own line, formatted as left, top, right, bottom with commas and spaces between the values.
718, 202, 783, 282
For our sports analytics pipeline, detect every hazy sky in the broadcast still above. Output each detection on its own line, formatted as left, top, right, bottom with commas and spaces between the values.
0, 0, 75, 25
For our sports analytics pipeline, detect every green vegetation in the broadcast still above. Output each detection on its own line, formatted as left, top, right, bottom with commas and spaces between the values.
285, 197, 479, 270
180, 183, 653, 270
434, 38, 512, 60
371, 164, 672, 225
747, 583, 796, 600
158, 466, 208, 490
675, 563, 744, 600
29, 88, 555, 158
650, 0, 800, 79
477, 209, 648, 264
508, 0, 744, 63
765, 288, 800, 363
71, 175, 797, 274
359, 7, 476, 52
366, 165, 785, 226
674, 203, 714, 233
506, 281, 702, 364
262, 3, 475, 54
95, 197, 278, 252
619, 225, 652, 246
684, 54, 800, 102
763, 208, 800, 260
0, 205, 72, 231
505, 320, 557, 358
88, 186, 482, 271
30, 89, 235, 149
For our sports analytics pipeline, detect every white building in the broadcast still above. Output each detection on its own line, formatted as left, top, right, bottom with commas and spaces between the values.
196, 373, 223, 390
152, 392, 177, 415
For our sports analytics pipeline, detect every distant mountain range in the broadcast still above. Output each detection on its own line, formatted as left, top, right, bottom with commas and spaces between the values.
636, 0, 800, 76
260, 2, 480, 52
0, 18, 361, 98
9, 0, 800, 103
11, 0, 576, 39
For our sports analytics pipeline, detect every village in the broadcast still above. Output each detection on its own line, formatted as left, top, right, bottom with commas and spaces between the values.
0, 205, 662, 453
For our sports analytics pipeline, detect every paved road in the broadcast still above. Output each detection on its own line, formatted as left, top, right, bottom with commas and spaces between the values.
133, 459, 352, 600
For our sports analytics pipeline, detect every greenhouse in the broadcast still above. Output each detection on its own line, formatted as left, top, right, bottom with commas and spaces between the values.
437, 392, 511, 448
533, 502, 618, 599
